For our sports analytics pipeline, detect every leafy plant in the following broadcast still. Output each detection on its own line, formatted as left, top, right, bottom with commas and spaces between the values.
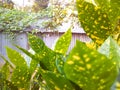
0, 0, 120, 90
0, 27, 120, 89
0, 7, 54, 33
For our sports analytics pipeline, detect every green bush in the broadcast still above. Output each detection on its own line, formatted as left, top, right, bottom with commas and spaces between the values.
0, 7, 53, 32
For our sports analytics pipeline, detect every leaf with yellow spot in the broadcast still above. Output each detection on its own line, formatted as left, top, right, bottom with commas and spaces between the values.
0, 62, 10, 80
86, 41, 97, 49
28, 34, 45, 53
64, 40, 118, 90
84, 0, 120, 45
15, 45, 36, 60
41, 70, 76, 90
11, 66, 31, 89
98, 36, 120, 89
94, 0, 120, 25
77, 0, 112, 46
30, 59, 38, 74
35, 47, 57, 71
94, 0, 110, 7
6, 47, 27, 67
0, 74, 18, 90
54, 29, 72, 55
28, 34, 57, 71
55, 54, 66, 75
110, 0, 120, 19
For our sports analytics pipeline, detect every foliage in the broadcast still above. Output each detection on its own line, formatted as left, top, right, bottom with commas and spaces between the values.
0, 8, 34, 32
32, 0, 49, 12
64, 40, 118, 90
51, 0, 79, 30
0, 0, 78, 33
0, 0, 14, 9
54, 29, 72, 55
0, 29, 73, 90
0, 28, 120, 89
0, 0, 120, 90
0, 7, 54, 34
76, 0, 120, 46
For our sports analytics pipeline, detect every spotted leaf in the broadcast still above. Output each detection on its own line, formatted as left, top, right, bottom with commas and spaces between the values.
28, 34, 57, 71
54, 29, 72, 55
15, 45, 36, 60
0, 76, 18, 90
0, 62, 10, 80
76, 0, 112, 46
38, 48, 57, 71
41, 70, 75, 90
110, 0, 120, 12
55, 54, 66, 75
97, 0, 120, 46
6, 47, 27, 67
11, 66, 31, 89
64, 40, 118, 90
98, 36, 120, 89
94, 0, 110, 7
94, 0, 120, 24
30, 59, 38, 74
28, 34, 45, 53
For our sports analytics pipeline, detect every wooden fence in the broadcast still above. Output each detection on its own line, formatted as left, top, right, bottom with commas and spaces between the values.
0, 31, 91, 67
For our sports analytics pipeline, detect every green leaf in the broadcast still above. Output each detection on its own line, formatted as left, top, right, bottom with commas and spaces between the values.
110, 0, 120, 9
0, 63, 10, 80
28, 34, 57, 71
98, 37, 120, 89
54, 29, 72, 55
55, 54, 65, 74
37, 48, 56, 71
11, 66, 31, 89
96, 0, 120, 24
0, 78, 18, 90
30, 59, 38, 74
6, 47, 27, 67
41, 70, 75, 90
15, 45, 35, 60
0, 54, 14, 68
64, 40, 118, 90
28, 34, 45, 53
98, 36, 120, 67
94, 0, 110, 6
76, 0, 112, 46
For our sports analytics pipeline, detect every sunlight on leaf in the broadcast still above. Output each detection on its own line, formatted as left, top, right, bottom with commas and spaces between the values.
41, 70, 75, 90
64, 40, 118, 90
98, 36, 120, 63
11, 66, 30, 89
54, 29, 72, 55
6, 47, 27, 67
28, 34, 45, 53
